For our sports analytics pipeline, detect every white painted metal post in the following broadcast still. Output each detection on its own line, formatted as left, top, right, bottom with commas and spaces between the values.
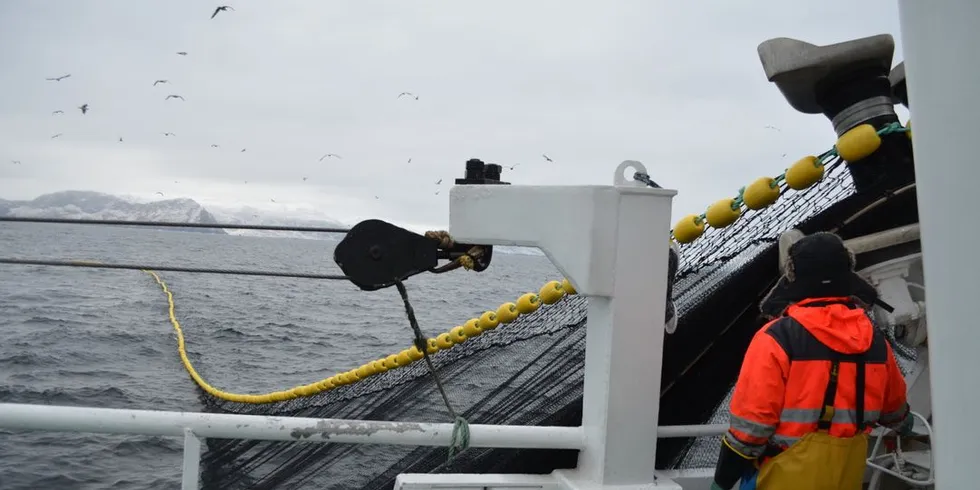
182, 429, 202, 490
573, 180, 674, 486
449, 161, 678, 488
897, 2, 980, 489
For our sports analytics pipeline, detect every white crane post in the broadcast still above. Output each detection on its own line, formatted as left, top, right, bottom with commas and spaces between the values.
449, 160, 679, 488
897, 1, 980, 488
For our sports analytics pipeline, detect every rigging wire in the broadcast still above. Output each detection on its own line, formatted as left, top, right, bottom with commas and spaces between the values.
0, 216, 350, 234
0, 258, 348, 280
393, 279, 470, 460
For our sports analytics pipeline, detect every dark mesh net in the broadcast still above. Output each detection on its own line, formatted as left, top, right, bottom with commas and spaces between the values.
198, 131, 920, 488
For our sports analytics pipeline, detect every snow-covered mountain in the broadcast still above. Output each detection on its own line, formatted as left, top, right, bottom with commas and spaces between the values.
206, 205, 348, 241
0, 190, 545, 255
0, 191, 226, 234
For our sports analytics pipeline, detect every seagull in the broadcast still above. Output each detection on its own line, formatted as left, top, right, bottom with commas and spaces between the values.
397, 92, 419, 100
374, 196, 380, 200
155, 191, 165, 197
165, 95, 185, 101
244, 180, 248, 184
764, 125, 781, 131
211, 144, 220, 148
46, 74, 71, 82
302, 177, 308, 181
118, 137, 123, 142
541, 154, 553, 162
176, 51, 188, 56
435, 179, 442, 185
51, 133, 63, 139
11, 160, 21, 165
78, 104, 89, 114
319, 153, 341, 161
240, 148, 246, 152
174, 180, 179, 184
435, 190, 440, 195
51, 110, 64, 115
153, 80, 168, 86
252, 214, 259, 218
162, 132, 176, 137
407, 158, 412, 164
507, 163, 520, 170
211, 5, 234, 19
270, 198, 276, 203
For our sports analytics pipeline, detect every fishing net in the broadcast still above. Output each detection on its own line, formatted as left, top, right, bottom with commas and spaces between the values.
197, 133, 919, 488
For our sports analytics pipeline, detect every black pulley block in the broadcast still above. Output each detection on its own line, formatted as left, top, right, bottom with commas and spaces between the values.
334, 219, 439, 291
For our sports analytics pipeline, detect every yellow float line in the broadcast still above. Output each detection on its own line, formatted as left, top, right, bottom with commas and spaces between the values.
143, 270, 577, 404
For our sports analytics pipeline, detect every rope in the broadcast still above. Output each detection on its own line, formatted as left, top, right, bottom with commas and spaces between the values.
142, 269, 574, 405
0, 216, 350, 234
0, 258, 348, 280
393, 280, 470, 460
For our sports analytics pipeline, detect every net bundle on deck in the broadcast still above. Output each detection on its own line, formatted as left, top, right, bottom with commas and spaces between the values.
198, 152, 919, 488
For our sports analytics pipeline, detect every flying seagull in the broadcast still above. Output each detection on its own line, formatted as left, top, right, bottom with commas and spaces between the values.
155, 191, 165, 197
153, 80, 168, 86
435, 190, 440, 195
46, 74, 71, 82
764, 125, 781, 131
435, 178, 442, 185
51, 133, 63, 139
51, 110, 64, 115
162, 132, 176, 137
240, 148, 246, 152
270, 198, 276, 203
211, 5, 234, 19
78, 104, 89, 114
302, 177, 308, 181
319, 153, 341, 161
407, 158, 412, 164
211, 144, 220, 148
176, 52, 188, 56
165, 94, 185, 101
397, 92, 419, 100
118, 137, 124, 142
11, 160, 21, 165
507, 163, 520, 170
541, 154, 553, 162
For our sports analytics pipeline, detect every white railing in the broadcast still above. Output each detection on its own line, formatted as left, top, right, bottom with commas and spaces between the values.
0, 403, 726, 489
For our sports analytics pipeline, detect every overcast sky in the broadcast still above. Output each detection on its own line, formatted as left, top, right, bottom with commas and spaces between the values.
0, 1, 907, 230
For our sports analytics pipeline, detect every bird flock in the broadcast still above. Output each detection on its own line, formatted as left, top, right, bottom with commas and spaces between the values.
17, 5, 557, 203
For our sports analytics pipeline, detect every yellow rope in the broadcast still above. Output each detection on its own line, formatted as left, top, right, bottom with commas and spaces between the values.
143, 269, 577, 404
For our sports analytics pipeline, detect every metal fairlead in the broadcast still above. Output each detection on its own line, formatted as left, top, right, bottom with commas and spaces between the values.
334, 159, 509, 291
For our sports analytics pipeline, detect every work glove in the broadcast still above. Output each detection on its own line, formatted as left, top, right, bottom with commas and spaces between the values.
896, 414, 915, 437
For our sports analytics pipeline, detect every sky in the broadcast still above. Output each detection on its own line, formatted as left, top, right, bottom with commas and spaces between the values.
0, 0, 909, 231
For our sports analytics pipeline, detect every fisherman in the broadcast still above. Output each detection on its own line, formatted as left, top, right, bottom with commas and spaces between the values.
710, 232, 914, 490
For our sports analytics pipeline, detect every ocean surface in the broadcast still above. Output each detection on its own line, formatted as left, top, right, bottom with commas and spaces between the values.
0, 222, 559, 490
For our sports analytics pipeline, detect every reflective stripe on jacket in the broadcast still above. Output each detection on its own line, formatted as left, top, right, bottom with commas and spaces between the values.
723, 297, 910, 458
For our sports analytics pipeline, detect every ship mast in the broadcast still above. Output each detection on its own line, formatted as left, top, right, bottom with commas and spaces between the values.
897, 1, 980, 487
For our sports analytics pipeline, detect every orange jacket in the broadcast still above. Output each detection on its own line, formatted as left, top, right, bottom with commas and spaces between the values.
723, 297, 910, 459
